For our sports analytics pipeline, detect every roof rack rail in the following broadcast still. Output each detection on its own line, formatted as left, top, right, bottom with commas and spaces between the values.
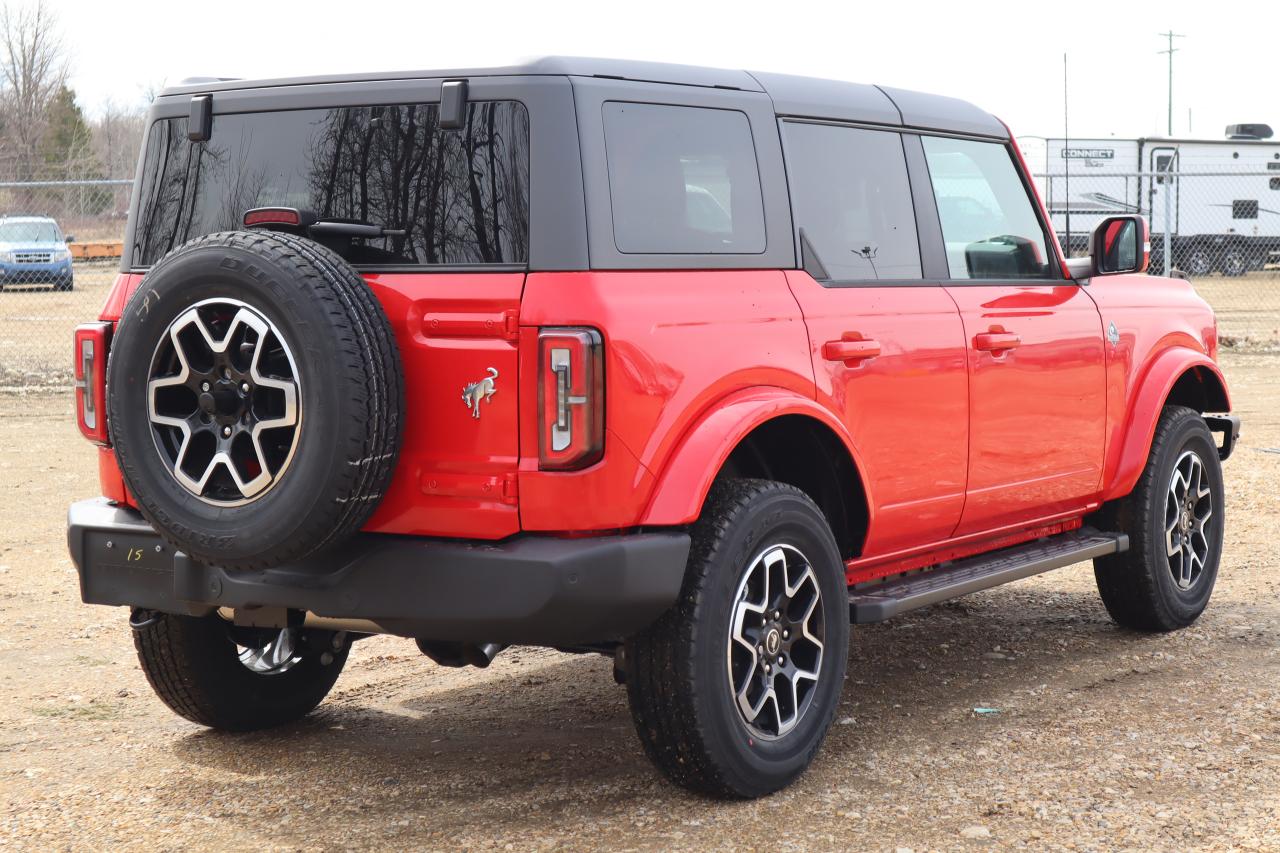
178, 76, 241, 85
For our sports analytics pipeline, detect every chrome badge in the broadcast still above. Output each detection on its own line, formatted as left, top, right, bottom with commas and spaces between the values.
1107, 321, 1120, 346
462, 367, 499, 419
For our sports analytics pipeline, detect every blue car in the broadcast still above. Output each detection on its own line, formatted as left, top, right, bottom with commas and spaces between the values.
0, 215, 74, 291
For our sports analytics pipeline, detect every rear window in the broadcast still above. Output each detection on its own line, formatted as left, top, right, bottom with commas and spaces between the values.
131, 101, 529, 268
602, 102, 765, 254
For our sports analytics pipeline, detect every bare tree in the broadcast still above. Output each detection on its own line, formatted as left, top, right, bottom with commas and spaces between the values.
92, 99, 147, 179
0, 0, 68, 180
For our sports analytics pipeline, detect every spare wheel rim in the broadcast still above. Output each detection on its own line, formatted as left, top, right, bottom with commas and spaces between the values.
146, 297, 302, 507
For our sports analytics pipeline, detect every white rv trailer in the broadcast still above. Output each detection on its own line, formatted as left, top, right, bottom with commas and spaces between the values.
1035, 125, 1280, 275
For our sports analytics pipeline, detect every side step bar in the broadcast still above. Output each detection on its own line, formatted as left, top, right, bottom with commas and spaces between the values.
848, 527, 1128, 624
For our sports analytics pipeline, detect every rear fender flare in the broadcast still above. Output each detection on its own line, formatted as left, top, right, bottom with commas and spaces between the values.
639, 387, 870, 526
1104, 347, 1230, 502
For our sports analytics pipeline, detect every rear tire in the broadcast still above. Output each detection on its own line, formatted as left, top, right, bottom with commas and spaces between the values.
132, 612, 349, 731
1093, 406, 1224, 632
625, 479, 848, 798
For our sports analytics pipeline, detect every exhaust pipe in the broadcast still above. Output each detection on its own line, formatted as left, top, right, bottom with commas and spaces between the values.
415, 639, 506, 668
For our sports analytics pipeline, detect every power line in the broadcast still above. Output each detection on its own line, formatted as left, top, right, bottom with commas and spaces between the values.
1158, 30, 1186, 137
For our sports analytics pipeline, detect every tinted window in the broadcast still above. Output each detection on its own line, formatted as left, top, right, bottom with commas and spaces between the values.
922, 136, 1055, 280
132, 101, 529, 267
602, 102, 765, 254
783, 122, 920, 281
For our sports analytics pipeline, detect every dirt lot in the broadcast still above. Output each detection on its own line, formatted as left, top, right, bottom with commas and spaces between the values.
0, 353, 1275, 852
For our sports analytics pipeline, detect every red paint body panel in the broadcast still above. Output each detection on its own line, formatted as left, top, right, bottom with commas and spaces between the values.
1084, 274, 1227, 502
361, 272, 525, 539
784, 271, 968, 556
944, 284, 1107, 535
518, 270, 814, 531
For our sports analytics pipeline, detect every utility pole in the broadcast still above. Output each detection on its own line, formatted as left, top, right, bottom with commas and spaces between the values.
1158, 30, 1185, 136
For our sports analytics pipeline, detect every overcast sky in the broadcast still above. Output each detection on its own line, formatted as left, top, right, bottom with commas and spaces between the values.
53, 0, 1266, 155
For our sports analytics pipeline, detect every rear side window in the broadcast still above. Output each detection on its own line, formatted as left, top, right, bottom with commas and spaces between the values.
132, 101, 530, 267
602, 102, 765, 254
922, 136, 1055, 280
782, 122, 921, 281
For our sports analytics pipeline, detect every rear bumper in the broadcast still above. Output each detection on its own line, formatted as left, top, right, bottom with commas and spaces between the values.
67, 498, 690, 646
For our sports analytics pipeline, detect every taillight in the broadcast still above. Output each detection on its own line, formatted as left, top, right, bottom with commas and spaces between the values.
74, 322, 111, 445
538, 327, 604, 471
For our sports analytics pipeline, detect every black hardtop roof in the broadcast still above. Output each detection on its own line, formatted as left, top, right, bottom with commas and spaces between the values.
160, 56, 1007, 140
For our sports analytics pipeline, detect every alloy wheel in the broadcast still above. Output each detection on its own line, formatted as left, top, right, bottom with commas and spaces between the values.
1165, 449, 1213, 590
727, 544, 826, 738
147, 298, 301, 506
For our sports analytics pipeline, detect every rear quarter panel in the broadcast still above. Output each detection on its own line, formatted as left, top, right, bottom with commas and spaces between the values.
517, 270, 815, 531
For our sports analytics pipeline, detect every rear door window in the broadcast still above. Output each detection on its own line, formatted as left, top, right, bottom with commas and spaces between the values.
921, 136, 1056, 280
602, 102, 765, 254
132, 101, 530, 267
782, 122, 921, 281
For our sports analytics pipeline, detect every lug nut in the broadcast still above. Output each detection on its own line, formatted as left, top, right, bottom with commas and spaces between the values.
764, 663, 771, 673
222, 426, 232, 438
777, 655, 785, 665
782, 629, 789, 639
241, 382, 250, 394
758, 645, 765, 654
201, 381, 210, 392
773, 610, 781, 620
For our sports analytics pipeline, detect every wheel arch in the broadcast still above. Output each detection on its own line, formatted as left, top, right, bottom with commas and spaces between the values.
640, 388, 870, 560
1103, 348, 1230, 503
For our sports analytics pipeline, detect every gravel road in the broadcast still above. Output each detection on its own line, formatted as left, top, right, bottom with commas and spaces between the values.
1, 352, 1277, 852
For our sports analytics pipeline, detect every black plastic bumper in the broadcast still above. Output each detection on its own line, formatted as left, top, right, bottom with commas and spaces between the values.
67, 499, 690, 646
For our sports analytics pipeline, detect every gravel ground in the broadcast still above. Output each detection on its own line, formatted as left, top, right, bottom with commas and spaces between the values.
1, 352, 1277, 852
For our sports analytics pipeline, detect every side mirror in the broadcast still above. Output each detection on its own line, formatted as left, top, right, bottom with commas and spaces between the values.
64, 234, 75, 243
1067, 215, 1149, 279
1093, 215, 1148, 275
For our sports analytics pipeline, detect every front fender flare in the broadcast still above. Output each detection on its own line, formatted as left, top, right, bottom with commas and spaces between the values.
639, 387, 869, 526
1104, 347, 1230, 502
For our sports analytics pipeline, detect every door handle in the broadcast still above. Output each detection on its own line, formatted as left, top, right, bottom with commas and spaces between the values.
822, 338, 881, 363
974, 332, 1021, 352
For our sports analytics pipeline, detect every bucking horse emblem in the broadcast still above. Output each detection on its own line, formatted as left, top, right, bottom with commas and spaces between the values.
462, 367, 499, 419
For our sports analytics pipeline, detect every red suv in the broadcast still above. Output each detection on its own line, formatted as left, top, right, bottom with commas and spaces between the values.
68, 58, 1239, 798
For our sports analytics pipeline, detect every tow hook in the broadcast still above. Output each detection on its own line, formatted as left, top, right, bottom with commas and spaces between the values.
128, 608, 162, 630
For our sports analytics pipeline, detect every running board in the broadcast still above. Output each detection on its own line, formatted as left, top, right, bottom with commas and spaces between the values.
848, 527, 1128, 624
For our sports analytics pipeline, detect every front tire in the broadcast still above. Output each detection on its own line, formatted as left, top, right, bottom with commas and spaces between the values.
625, 479, 848, 798
133, 612, 349, 731
1093, 406, 1225, 632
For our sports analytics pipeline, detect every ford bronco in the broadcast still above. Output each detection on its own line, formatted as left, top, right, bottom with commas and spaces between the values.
68, 58, 1239, 798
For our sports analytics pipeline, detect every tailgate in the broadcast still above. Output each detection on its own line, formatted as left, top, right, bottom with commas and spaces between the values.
362, 271, 525, 539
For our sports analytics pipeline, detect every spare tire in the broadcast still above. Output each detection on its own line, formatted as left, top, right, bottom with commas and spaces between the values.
106, 231, 403, 570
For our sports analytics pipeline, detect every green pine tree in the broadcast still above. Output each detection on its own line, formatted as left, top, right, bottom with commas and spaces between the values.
37, 86, 110, 214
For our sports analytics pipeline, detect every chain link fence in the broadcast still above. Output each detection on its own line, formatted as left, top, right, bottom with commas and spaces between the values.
1037, 167, 1280, 348
0, 179, 131, 390
3, 169, 1279, 391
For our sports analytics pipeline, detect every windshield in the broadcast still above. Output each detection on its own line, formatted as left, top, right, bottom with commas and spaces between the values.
0, 221, 61, 243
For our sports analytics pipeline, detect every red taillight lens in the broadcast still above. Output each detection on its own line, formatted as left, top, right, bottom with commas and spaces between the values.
538, 327, 604, 471
74, 322, 111, 445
